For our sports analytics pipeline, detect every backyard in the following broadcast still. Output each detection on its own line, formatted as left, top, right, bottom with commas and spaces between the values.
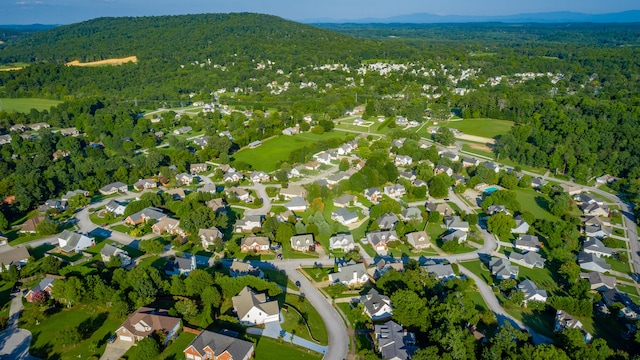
231, 132, 348, 172
0, 97, 62, 112
431, 118, 514, 139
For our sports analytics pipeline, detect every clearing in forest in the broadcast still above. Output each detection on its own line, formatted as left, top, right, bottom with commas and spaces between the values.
65, 56, 137, 66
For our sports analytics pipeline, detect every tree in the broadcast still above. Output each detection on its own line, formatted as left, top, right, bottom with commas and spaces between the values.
428, 174, 452, 198
486, 213, 516, 239
174, 298, 199, 320
135, 337, 160, 360
338, 158, 350, 171
185, 269, 214, 296
68, 193, 90, 208
139, 238, 165, 255
434, 127, 455, 146
0, 211, 8, 231
36, 219, 59, 235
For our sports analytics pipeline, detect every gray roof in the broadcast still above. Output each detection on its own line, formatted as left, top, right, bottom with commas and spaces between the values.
333, 208, 358, 222
400, 208, 422, 221
489, 257, 519, 279
374, 320, 416, 360
197, 183, 217, 193
578, 251, 611, 272
361, 288, 391, 317
186, 330, 254, 360
583, 237, 613, 256
232, 286, 279, 319
58, 230, 92, 252
334, 194, 356, 206
290, 234, 314, 248
444, 216, 469, 230
509, 251, 546, 268
367, 230, 398, 247
127, 207, 165, 223
0, 247, 30, 267
100, 181, 127, 192
518, 279, 547, 300
329, 234, 355, 249
365, 187, 380, 197
376, 213, 399, 229
285, 196, 307, 209
425, 263, 455, 279
330, 262, 367, 284
580, 272, 616, 290
442, 229, 467, 243
515, 235, 539, 249
170, 257, 195, 271
100, 243, 122, 257
31, 277, 55, 293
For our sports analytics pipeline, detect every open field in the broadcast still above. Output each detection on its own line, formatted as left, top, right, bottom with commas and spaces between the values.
66, 56, 137, 67
0, 98, 62, 112
250, 335, 323, 360
232, 131, 348, 172
434, 118, 514, 139
511, 187, 557, 221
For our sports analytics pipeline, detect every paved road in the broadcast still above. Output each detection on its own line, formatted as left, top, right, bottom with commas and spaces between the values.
0, 292, 38, 360
241, 184, 272, 216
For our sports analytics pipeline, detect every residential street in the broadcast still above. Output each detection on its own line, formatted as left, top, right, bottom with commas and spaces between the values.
0, 292, 37, 360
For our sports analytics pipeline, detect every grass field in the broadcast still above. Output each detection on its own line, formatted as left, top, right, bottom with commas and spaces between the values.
435, 118, 514, 139
251, 335, 323, 360
0, 98, 62, 112
283, 293, 328, 345
511, 188, 556, 221
232, 132, 348, 172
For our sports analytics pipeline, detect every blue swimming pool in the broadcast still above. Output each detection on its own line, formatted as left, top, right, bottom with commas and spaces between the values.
484, 186, 499, 194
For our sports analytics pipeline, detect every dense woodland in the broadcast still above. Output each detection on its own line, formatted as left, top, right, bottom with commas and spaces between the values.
1, 14, 640, 359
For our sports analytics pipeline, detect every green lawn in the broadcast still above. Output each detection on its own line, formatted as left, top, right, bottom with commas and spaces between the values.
505, 307, 556, 339
22, 305, 123, 359
302, 266, 332, 282
460, 144, 495, 159
250, 335, 323, 360
0, 98, 62, 113
517, 266, 560, 294
605, 252, 632, 275
435, 118, 514, 139
511, 188, 556, 221
110, 224, 131, 233
121, 331, 197, 360
461, 259, 494, 286
232, 132, 348, 172
283, 294, 328, 345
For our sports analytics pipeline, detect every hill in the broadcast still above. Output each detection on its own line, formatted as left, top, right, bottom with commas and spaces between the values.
0, 13, 384, 66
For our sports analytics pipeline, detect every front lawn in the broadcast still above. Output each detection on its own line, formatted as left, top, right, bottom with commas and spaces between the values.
301, 266, 332, 282
22, 305, 123, 359
283, 294, 328, 345
511, 188, 556, 221
250, 335, 323, 360
121, 331, 197, 360
461, 260, 494, 286
517, 266, 560, 294
605, 252, 632, 275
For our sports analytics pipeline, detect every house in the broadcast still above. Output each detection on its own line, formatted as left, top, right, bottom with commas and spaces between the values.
364, 187, 382, 202
284, 197, 307, 212
405, 231, 430, 249
596, 174, 617, 185
248, 140, 262, 148
360, 288, 393, 320
582, 215, 611, 227
19, 216, 45, 233
173, 126, 193, 135
103, 200, 126, 216
240, 236, 270, 252
582, 237, 613, 257
452, 174, 467, 185
383, 184, 406, 199
232, 286, 279, 325
398, 171, 416, 181
444, 216, 469, 232
434, 165, 453, 176
192, 136, 209, 149
197, 183, 217, 194
115, 307, 181, 344
10, 123, 27, 132
25, 277, 55, 302
376, 213, 399, 230
584, 224, 611, 238
316, 152, 332, 165
514, 234, 540, 252
518, 279, 548, 305
426, 203, 453, 216
99, 182, 128, 195
61, 189, 89, 201
282, 126, 300, 136
394, 155, 412, 167
555, 310, 592, 343
183, 330, 255, 360
206, 198, 227, 213
249, 171, 270, 183
176, 173, 195, 185
509, 251, 546, 269
332, 208, 359, 225
400, 208, 423, 222
511, 215, 530, 234
165, 188, 187, 200
425, 263, 456, 280
601, 288, 639, 320
229, 260, 263, 278
166, 256, 197, 276
235, 215, 263, 233
329, 234, 356, 251
462, 157, 480, 167
58, 230, 95, 253
304, 161, 320, 171
370, 258, 405, 279
391, 138, 406, 148
133, 179, 158, 191
327, 171, 350, 185
227, 187, 252, 203
290, 234, 315, 252
531, 177, 547, 189
0, 247, 30, 271
329, 262, 368, 286
486, 205, 507, 215
280, 185, 307, 199
100, 244, 132, 267
152, 217, 183, 236
481, 162, 500, 173
395, 117, 408, 126
373, 320, 417, 360
578, 251, 611, 273
190, 163, 208, 174
125, 207, 165, 225
199, 227, 224, 249
559, 183, 583, 195
366, 230, 399, 254
30, 122, 50, 131
580, 272, 616, 291
40, 199, 67, 213
489, 257, 519, 280
223, 172, 244, 183
581, 203, 609, 217
289, 165, 306, 178
442, 229, 468, 244
333, 194, 356, 208
0, 232, 7, 246
574, 193, 604, 206
0, 135, 12, 145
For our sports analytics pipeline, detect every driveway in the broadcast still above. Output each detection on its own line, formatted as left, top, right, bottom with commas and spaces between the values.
100, 338, 133, 360
246, 319, 328, 355
0, 293, 38, 360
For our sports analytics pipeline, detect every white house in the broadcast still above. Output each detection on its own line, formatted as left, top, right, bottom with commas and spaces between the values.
329, 262, 368, 286
518, 279, 548, 306
444, 216, 469, 232
58, 230, 95, 253
383, 184, 406, 199
514, 234, 540, 252
105, 200, 126, 216
232, 286, 280, 325
360, 288, 393, 320
332, 208, 359, 225
582, 237, 613, 258
329, 234, 356, 252
405, 231, 430, 249
511, 215, 530, 234
394, 155, 413, 167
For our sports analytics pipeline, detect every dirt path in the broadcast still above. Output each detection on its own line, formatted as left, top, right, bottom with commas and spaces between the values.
66, 56, 137, 66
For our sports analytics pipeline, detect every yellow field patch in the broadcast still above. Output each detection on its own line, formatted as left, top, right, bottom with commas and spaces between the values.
0, 67, 23, 71
66, 56, 137, 67
467, 142, 493, 152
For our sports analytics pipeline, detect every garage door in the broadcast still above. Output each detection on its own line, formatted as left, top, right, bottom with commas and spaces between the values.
119, 336, 133, 342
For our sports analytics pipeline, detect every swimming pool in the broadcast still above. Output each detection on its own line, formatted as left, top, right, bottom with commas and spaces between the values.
484, 186, 499, 194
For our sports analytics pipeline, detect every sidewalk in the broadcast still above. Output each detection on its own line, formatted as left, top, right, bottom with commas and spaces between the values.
246, 319, 328, 355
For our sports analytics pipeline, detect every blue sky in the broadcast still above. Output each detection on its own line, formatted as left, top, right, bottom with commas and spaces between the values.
2, 0, 640, 24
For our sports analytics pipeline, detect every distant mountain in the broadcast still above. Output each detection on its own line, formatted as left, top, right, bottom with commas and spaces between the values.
302, 10, 640, 24
0, 24, 59, 31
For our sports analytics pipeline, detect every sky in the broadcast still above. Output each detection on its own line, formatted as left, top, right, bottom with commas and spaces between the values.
2, 0, 640, 25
